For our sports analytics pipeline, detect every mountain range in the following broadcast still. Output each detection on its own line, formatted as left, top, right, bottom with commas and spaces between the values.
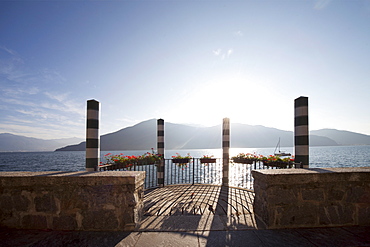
55, 119, 370, 151
1, 119, 369, 152
0, 133, 83, 152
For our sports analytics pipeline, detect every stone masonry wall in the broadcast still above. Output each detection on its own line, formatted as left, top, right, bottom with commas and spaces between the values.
0, 171, 145, 231
252, 167, 370, 229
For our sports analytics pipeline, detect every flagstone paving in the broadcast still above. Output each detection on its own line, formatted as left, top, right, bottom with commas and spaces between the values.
139, 184, 256, 231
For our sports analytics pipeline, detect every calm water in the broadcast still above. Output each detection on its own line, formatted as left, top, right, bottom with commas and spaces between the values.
0, 146, 369, 172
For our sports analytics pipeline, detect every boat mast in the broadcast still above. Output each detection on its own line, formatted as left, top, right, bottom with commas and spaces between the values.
274, 138, 280, 154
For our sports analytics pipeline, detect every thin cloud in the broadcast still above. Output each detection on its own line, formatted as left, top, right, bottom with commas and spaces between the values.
212, 48, 234, 59
39, 100, 84, 116
213, 49, 221, 56
5, 116, 34, 125
44, 92, 84, 116
14, 109, 84, 127
0, 47, 23, 75
1, 97, 81, 116
0, 46, 19, 56
314, 0, 332, 10
227, 49, 233, 57
39, 68, 66, 85
0, 121, 84, 139
0, 47, 84, 139
44, 92, 69, 103
16, 109, 48, 119
1, 87, 40, 97
5, 69, 65, 85
0, 48, 65, 86
1, 98, 38, 108
234, 30, 243, 37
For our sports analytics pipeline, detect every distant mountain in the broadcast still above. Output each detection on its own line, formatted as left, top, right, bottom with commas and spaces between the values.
311, 129, 370, 145
56, 119, 354, 151
230, 124, 338, 148
5, 120, 366, 152
0, 133, 83, 152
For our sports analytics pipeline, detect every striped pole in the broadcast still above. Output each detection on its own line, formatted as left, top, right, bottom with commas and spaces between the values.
86, 99, 100, 171
294, 96, 309, 168
222, 118, 230, 186
157, 119, 165, 186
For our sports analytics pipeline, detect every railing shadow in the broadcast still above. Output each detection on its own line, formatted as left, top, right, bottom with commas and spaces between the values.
140, 184, 256, 235
140, 185, 205, 232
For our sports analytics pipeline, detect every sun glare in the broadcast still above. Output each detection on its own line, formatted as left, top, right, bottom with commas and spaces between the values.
165, 76, 284, 127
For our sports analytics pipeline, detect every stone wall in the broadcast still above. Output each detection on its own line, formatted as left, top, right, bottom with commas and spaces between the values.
252, 167, 370, 229
0, 171, 145, 231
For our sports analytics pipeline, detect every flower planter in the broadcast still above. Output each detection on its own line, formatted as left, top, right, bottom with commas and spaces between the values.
172, 158, 190, 164
232, 158, 254, 164
200, 158, 217, 164
264, 161, 290, 168
137, 159, 161, 165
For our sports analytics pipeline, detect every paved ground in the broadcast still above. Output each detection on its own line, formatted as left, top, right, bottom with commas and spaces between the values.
141, 185, 255, 231
1, 185, 370, 246
143, 185, 254, 217
2, 226, 370, 247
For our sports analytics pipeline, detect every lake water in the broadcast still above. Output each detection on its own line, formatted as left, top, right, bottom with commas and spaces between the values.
0, 145, 369, 172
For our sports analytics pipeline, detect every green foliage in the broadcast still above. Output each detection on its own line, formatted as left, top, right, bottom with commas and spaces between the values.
101, 149, 162, 168
231, 153, 295, 168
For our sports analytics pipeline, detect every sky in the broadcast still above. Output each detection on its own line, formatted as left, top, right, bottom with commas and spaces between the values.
1, 0, 370, 140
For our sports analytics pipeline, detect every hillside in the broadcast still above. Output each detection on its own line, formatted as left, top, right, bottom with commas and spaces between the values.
0, 133, 82, 152
56, 119, 349, 151
311, 129, 370, 145
3, 120, 369, 152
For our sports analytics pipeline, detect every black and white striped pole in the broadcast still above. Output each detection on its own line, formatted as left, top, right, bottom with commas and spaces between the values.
294, 96, 309, 168
222, 118, 230, 186
86, 99, 100, 171
157, 119, 165, 186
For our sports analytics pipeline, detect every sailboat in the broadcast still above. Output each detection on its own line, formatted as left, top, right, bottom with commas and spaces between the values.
274, 138, 291, 157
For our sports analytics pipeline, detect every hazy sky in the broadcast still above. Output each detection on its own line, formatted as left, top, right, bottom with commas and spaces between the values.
1, 0, 370, 139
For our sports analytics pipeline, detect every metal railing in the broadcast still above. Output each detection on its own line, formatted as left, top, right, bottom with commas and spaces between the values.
99, 158, 294, 190
164, 158, 222, 186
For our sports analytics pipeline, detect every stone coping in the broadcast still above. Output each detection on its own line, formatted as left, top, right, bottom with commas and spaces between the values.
254, 167, 370, 175
0, 171, 146, 187
252, 167, 370, 185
